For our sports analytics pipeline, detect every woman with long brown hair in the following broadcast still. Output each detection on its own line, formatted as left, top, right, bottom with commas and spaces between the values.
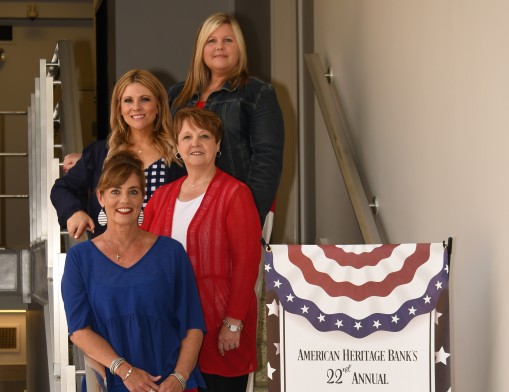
51, 69, 186, 239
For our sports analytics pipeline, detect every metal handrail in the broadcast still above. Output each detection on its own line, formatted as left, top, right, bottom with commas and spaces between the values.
0, 195, 29, 199
304, 53, 381, 244
0, 153, 28, 157
0, 111, 27, 115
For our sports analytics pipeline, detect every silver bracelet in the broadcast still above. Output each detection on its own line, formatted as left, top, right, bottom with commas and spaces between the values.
170, 371, 186, 391
123, 367, 133, 381
110, 357, 125, 375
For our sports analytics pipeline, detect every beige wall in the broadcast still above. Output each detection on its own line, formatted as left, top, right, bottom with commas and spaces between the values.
0, 312, 26, 365
311, 0, 509, 391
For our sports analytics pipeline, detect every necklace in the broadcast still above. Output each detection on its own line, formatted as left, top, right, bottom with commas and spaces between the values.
133, 141, 153, 155
103, 232, 127, 262
187, 169, 216, 188
188, 176, 212, 188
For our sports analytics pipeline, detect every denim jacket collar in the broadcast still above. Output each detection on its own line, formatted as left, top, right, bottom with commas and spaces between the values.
191, 80, 237, 103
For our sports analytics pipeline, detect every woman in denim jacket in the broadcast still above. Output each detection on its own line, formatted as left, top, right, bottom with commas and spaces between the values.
169, 12, 284, 226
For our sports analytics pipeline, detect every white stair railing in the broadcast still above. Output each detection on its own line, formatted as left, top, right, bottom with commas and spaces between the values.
27, 40, 83, 392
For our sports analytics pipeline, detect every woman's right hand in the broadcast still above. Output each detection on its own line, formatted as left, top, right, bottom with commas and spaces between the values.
67, 211, 95, 239
63, 152, 82, 173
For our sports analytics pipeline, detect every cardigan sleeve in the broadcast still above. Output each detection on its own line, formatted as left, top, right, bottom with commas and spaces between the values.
224, 184, 262, 320
141, 179, 183, 239
141, 187, 159, 231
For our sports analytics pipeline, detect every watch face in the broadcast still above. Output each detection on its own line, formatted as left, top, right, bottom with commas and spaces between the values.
223, 319, 242, 331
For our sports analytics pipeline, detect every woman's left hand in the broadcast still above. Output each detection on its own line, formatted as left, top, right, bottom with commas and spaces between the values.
158, 374, 185, 392
218, 318, 242, 356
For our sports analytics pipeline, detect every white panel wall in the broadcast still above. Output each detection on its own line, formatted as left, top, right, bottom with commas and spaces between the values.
313, 1, 509, 391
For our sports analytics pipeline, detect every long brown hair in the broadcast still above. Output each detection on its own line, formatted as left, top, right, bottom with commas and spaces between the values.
107, 69, 178, 165
173, 13, 248, 109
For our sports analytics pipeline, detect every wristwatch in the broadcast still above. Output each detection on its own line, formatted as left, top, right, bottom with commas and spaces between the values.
223, 318, 243, 332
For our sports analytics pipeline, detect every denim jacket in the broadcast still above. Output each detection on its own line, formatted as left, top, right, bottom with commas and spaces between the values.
169, 77, 285, 224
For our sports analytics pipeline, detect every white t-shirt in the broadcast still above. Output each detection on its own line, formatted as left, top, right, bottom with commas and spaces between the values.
171, 193, 205, 251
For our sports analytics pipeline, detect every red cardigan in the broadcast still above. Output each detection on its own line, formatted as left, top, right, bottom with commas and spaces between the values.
142, 169, 261, 376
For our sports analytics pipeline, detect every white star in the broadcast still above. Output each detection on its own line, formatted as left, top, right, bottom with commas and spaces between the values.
354, 321, 362, 330
274, 279, 282, 288
335, 319, 343, 328
274, 343, 280, 355
286, 293, 294, 302
423, 295, 431, 304
435, 280, 443, 290
408, 306, 417, 315
373, 320, 381, 329
265, 263, 272, 272
435, 346, 450, 365
267, 361, 276, 380
317, 314, 325, 323
301, 305, 309, 314
445, 264, 449, 274
391, 315, 400, 324
266, 299, 279, 317
435, 311, 443, 325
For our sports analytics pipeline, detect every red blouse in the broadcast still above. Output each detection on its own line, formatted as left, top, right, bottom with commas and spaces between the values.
142, 169, 261, 376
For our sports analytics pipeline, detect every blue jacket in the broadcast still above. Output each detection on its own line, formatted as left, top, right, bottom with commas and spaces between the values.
50, 139, 186, 238
169, 77, 285, 225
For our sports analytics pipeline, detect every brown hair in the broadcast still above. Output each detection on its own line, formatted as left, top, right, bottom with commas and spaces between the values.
173, 107, 222, 143
107, 69, 179, 165
173, 13, 248, 109
96, 150, 146, 196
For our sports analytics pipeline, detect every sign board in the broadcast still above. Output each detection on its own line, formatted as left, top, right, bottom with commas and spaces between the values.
265, 243, 451, 392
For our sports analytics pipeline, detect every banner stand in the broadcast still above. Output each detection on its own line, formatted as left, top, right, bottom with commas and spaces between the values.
265, 241, 452, 392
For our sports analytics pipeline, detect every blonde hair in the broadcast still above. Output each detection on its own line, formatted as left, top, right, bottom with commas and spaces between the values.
173, 13, 248, 109
107, 69, 179, 165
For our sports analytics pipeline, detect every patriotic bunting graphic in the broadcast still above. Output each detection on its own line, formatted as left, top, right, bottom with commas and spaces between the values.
265, 243, 452, 392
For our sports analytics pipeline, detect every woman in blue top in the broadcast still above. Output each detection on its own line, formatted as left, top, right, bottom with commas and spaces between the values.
51, 69, 186, 239
61, 150, 205, 392
169, 13, 284, 226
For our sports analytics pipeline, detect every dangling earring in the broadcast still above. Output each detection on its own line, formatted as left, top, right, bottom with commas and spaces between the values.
138, 209, 144, 225
216, 150, 222, 158
98, 207, 107, 226
175, 151, 182, 160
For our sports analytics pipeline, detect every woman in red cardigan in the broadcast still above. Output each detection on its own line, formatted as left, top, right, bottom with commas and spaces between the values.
141, 107, 261, 392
